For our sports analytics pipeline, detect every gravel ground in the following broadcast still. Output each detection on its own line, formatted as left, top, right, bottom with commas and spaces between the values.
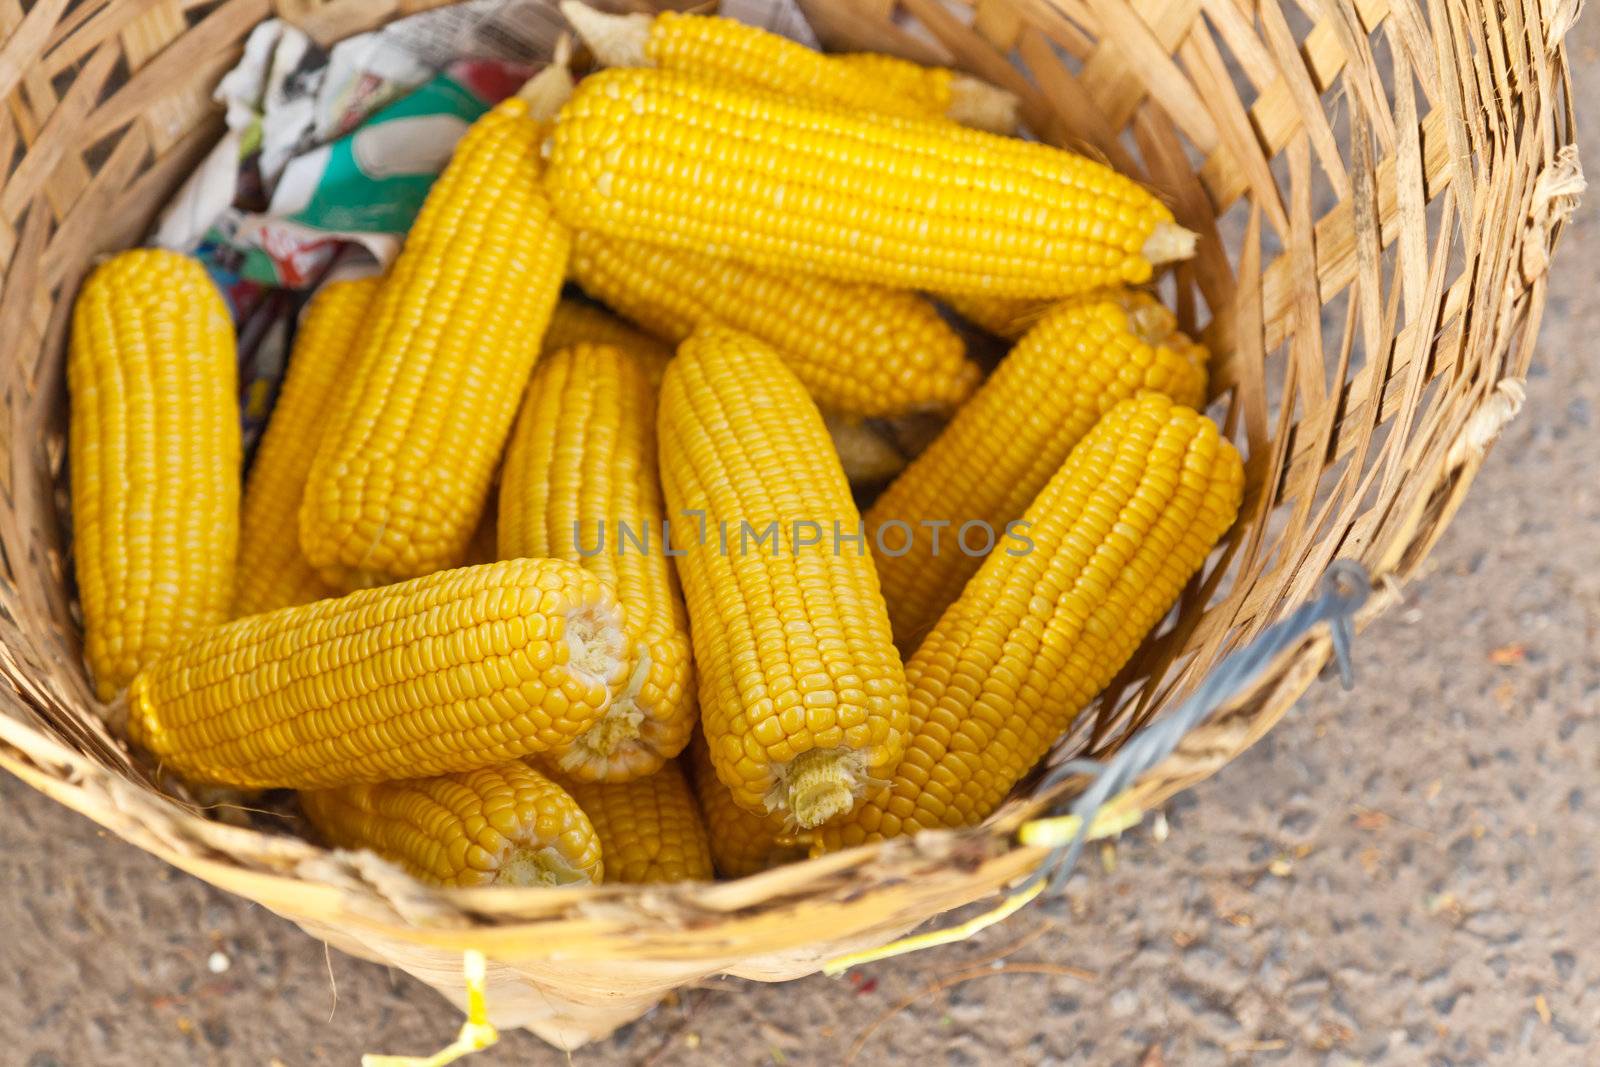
4, 19, 1596, 1067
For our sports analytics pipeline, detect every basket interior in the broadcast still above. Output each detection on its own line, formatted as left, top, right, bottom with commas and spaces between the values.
0, 0, 1579, 910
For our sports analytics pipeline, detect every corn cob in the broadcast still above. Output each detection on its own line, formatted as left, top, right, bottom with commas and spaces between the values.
500, 343, 695, 782
543, 298, 673, 385
867, 291, 1209, 646
69, 249, 240, 700
302, 762, 603, 887
126, 558, 633, 790
562, 5, 1018, 132
300, 91, 570, 588
569, 231, 977, 417
824, 411, 947, 486
544, 300, 941, 478
543, 69, 1192, 299
688, 734, 805, 877
658, 325, 909, 827
234, 278, 380, 617
938, 292, 1047, 340
816, 393, 1244, 849
561, 761, 712, 882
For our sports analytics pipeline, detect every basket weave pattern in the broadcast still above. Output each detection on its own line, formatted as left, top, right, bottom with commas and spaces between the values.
0, 0, 1581, 1048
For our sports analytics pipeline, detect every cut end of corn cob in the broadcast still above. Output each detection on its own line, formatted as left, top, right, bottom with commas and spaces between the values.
778, 747, 868, 828
553, 645, 651, 770
498, 843, 592, 887
566, 601, 632, 684
946, 75, 1020, 134
562, 2, 650, 67
1143, 222, 1198, 265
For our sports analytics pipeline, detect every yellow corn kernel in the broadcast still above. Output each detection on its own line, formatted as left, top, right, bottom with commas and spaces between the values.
867, 291, 1209, 646
500, 343, 695, 782
938, 292, 1048, 340
569, 231, 978, 417
688, 734, 805, 877
817, 393, 1244, 849
543, 69, 1192, 299
69, 249, 240, 700
658, 325, 909, 828
543, 298, 673, 386
302, 762, 603, 887
300, 98, 570, 588
561, 760, 712, 883
563, 5, 1018, 133
234, 277, 380, 617
127, 559, 633, 790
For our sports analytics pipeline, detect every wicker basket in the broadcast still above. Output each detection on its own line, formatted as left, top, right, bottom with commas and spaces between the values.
0, 0, 1582, 1052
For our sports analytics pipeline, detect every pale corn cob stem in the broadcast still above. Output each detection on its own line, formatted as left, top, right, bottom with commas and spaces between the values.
561, 4, 1018, 132
561, 760, 713, 882
302, 762, 604, 887
942, 66, 1021, 133
234, 278, 380, 617
658, 326, 910, 828
69, 249, 240, 699
543, 69, 1193, 298
516, 54, 575, 118
126, 559, 633, 790
500, 343, 695, 782
814, 394, 1244, 850
868, 290, 1209, 646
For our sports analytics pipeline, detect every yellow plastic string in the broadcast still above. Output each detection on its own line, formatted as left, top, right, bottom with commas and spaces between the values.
820, 800, 1152, 976
363, 950, 499, 1067
1015, 802, 1145, 848
822, 878, 1045, 976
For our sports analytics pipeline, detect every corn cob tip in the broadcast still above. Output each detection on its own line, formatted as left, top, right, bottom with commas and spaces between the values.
947, 75, 1020, 134
1143, 221, 1198, 265
562, 2, 650, 67
566, 600, 632, 689
498, 843, 592, 886
554, 647, 653, 770
779, 748, 865, 829
516, 55, 576, 120
1123, 291, 1179, 343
